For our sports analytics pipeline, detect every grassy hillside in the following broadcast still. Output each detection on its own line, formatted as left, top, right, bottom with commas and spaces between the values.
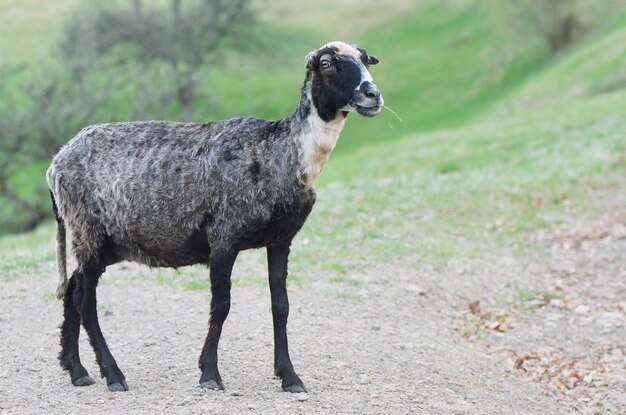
308, 88, 625, 268
202, 1, 551, 153
150, 0, 626, 155
492, 13, 626, 117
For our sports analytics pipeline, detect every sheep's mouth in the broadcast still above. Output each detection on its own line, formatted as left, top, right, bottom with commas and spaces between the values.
355, 104, 382, 117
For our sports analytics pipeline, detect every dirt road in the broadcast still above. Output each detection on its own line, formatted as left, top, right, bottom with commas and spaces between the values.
0, 210, 623, 414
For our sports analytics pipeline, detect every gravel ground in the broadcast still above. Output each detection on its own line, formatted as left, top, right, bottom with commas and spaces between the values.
0, 207, 624, 414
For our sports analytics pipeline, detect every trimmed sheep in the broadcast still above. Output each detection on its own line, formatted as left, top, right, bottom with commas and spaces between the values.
46, 41, 383, 393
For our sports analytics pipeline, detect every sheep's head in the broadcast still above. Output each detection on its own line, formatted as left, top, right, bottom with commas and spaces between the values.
305, 41, 383, 122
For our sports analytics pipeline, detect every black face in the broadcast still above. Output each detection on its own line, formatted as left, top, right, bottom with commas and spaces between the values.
306, 45, 382, 122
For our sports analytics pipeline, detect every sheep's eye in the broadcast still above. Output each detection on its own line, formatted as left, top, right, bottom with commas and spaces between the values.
320, 60, 332, 69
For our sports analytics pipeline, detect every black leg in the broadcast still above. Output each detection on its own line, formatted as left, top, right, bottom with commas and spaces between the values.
59, 271, 94, 387
199, 249, 238, 390
267, 242, 306, 393
78, 260, 128, 392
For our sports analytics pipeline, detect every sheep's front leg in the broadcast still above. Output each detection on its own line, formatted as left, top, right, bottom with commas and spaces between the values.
267, 243, 306, 393
199, 250, 238, 390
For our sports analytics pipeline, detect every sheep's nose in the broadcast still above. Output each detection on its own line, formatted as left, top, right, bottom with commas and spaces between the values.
360, 81, 381, 99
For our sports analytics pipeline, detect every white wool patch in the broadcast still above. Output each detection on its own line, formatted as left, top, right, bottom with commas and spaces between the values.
296, 90, 346, 188
323, 41, 362, 60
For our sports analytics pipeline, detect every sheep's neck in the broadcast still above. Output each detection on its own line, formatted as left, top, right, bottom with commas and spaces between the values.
296, 111, 345, 188
291, 86, 346, 188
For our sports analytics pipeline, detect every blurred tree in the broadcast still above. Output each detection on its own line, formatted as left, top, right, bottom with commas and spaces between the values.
60, 0, 254, 119
0, 66, 125, 233
511, 0, 582, 54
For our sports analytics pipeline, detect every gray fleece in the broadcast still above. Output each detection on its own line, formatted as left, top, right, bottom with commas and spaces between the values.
47, 101, 315, 268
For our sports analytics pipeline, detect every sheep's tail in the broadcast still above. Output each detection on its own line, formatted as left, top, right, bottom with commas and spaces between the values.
50, 190, 68, 300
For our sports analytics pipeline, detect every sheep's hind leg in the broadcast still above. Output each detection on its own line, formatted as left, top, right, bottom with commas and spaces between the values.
78, 259, 128, 392
59, 271, 94, 387
199, 250, 238, 390
267, 243, 306, 393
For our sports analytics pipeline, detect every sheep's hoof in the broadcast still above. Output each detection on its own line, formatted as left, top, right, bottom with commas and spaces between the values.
107, 380, 129, 392
72, 375, 95, 387
200, 379, 225, 391
282, 378, 307, 393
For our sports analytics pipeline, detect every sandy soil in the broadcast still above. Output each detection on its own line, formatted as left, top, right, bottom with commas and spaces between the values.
0, 207, 624, 414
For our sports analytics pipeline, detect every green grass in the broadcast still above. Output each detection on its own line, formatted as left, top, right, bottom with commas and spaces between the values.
337, 1, 547, 150
294, 87, 626, 271
153, 271, 213, 291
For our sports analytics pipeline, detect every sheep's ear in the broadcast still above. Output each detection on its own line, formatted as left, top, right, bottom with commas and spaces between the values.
304, 50, 316, 70
357, 47, 380, 66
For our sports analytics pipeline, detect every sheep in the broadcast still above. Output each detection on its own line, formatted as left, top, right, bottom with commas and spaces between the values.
46, 41, 383, 393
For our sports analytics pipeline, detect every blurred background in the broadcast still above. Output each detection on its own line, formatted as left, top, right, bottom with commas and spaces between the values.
0, 0, 625, 242
1, 3, 625, 410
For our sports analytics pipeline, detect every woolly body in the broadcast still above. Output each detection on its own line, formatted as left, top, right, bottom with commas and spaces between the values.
47, 115, 317, 268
